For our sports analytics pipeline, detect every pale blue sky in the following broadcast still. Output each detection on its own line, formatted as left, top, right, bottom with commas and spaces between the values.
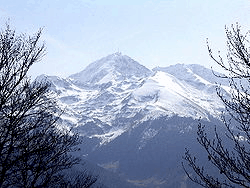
1, 0, 250, 77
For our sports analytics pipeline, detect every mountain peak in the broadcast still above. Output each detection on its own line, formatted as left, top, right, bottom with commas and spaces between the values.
69, 53, 152, 84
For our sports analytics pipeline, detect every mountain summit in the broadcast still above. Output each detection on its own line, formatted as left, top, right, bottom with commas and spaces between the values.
69, 52, 152, 84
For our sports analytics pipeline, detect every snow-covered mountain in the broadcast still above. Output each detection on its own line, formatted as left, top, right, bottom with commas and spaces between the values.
43, 53, 227, 187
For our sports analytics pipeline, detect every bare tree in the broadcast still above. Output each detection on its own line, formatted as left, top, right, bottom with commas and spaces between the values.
183, 23, 250, 187
0, 24, 96, 187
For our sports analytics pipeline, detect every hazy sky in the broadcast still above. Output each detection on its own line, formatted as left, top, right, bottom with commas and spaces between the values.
1, 0, 250, 78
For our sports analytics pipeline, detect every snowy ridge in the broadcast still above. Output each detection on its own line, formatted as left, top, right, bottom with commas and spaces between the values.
43, 53, 225, 145
132, 71, 223, 119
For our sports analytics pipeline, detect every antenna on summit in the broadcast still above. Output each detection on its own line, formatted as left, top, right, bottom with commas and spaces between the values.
116, 48, 121, 55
